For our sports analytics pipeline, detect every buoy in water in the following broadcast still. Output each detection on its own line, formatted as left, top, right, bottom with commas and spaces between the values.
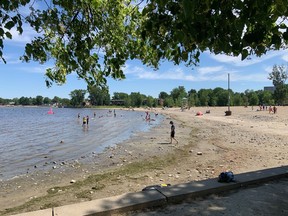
48, 107, 54, 114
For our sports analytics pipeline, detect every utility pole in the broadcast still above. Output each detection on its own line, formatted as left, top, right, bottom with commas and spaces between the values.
225, 73, 232, 116
228, 73, 230, 112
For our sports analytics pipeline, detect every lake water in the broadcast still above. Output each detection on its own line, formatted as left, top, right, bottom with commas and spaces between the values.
0, 107, 164, 180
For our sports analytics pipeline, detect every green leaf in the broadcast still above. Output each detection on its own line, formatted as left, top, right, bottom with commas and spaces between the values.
5, 31, 12, 39
2, 14, 10, 23
175, 31, 184, 41
17, 26, 23, 34
271, 34, 281, 49
183, 0, 194, 19
0, 28, 4, 37
241, 49, 249, 60
4, 21, 15, 30
283, 31, 288, 41
182, 51, 188, 60
195, 50, 200, 59
279, 23, 287, 29
256, 44, 266, 56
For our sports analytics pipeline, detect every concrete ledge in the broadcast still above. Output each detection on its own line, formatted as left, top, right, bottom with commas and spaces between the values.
157, 177, 240, 204
158, 165, 288, 204
11, 166, 288, 216
54, 190, 166, 216
11, 209, 52, 216
235, 166, 288, 187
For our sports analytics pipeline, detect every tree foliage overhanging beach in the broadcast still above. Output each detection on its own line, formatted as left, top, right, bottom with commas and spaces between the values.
1, 0, 288, 88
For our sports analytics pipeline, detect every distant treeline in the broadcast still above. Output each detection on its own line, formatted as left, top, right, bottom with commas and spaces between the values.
0, 85, 282, 108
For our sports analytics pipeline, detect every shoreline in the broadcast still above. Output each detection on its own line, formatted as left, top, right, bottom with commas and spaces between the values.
1, 106, 288, 215
0, 107, 173, 213
0, 107, 163, 181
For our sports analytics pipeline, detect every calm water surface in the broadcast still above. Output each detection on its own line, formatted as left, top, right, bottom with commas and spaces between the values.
0, 107, 163, 180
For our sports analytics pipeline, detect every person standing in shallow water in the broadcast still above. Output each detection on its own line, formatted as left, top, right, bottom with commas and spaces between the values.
82, 116, 87, 127
169, 121, 178, 144
86, 115, 89, 125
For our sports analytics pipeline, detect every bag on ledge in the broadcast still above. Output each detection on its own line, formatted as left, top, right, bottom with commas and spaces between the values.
218, 171, 235, 183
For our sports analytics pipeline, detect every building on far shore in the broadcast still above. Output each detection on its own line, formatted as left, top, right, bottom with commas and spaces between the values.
264, 86, 275, 93
110, 100, 125, 106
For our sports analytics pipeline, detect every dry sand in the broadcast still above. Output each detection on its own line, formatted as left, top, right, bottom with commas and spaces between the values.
0, 106, 287, 215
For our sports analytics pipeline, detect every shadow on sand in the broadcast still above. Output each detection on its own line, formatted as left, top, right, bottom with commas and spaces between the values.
81, 166, 288, 216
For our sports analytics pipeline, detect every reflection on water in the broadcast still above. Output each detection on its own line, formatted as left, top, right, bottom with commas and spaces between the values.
0, 107, 163, 180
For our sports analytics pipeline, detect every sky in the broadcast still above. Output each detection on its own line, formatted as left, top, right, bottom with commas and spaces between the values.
1, 4, 288, 100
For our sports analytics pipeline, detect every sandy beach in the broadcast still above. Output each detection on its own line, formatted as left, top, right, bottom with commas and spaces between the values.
1, 106, 287, 215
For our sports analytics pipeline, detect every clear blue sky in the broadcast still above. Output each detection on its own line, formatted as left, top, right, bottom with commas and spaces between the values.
1, 5, 288, 99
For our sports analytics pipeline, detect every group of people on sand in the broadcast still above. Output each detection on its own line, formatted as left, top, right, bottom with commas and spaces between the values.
269, 106, 277, 114
256, 105, 277, 114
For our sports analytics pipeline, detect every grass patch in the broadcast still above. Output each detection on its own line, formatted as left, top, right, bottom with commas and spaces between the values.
0, 195, 59, 215
75, 190, 93, 200
40, 202, 60, 210
47, 186, 68, 195
91, 183, 105, 191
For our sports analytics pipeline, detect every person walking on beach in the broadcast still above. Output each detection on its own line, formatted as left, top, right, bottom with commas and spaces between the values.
169, 121, 178, 144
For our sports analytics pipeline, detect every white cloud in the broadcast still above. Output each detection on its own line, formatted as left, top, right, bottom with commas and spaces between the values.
19, 65, 47, 74
138, 67, 187, 80
209, 54, 263, 67
282, 54, 288, 62
208, 50, 288, 67
17, 61, 55, 74
197, 66, 224, 75
192, 66, 234, 82
124, 64, 198, 81
264, 66, 273, 73
7, 25, 38, 44
123, 62, 271, 84
123, 64, 145, 75
2, 53, 22, 64
193, 64, 263, 82
230, 71, 269, 82
5, 58, 22, 64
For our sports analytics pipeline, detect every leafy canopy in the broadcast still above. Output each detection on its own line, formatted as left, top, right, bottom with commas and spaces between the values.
1, 0, 288, 87
268, 64, 288, 105
0, 0, 30, 63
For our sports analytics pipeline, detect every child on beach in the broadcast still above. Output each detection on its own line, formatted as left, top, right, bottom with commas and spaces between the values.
169, 121, 178, 144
